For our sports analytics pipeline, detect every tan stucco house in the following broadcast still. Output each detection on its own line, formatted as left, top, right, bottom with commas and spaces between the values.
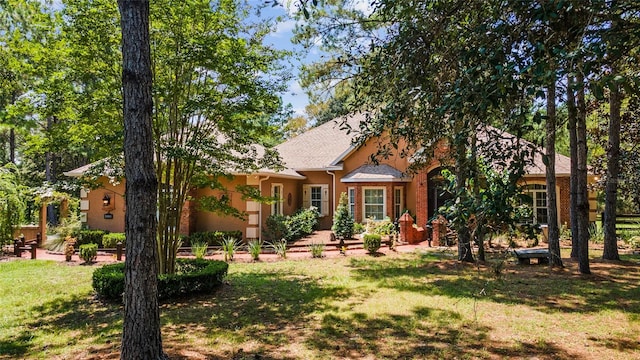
65, 112, 594, 240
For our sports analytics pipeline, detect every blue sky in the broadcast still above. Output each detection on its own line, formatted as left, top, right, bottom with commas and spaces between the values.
258, 2, 319, 118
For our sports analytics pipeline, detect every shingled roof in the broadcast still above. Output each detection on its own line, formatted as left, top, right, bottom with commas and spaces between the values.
275, 112, 366, 170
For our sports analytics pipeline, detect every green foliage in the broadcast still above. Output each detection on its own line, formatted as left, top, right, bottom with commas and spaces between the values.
191, 241, 208, 259
363, 234, 382, 255
76, 229, 106, 248
366, 218, 396, 236
627, 236, 640, 249
308, 242, 325, 258
185, 230, 242, 247
92, 259, 228, 302
50, 212, 82, 239
264, 214, 288, 241
269, 239, 288, 259
353, 222, 365, 234
101, 232, 125, 248
588, 223, 604, 244
332, 192, 354, 240
78, 243, 98, 264
265, 207, 320, 242
221, 237, 241, 262
246, 239, 262, 261
0, 165, 27, 245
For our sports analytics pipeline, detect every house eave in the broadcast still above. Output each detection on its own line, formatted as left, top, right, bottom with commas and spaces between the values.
341, 178, 412, 183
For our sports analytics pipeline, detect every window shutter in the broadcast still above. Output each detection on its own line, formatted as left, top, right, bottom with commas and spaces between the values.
302, 185, 310, 209
321, 184, 329, 217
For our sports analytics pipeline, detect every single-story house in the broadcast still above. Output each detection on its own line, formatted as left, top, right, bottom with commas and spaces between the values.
64, 112, 596, 240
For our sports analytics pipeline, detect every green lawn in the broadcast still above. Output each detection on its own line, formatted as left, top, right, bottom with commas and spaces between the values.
1, 250, 640, 359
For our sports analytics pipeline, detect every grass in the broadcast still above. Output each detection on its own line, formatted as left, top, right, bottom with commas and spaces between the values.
1, 249, 640, 359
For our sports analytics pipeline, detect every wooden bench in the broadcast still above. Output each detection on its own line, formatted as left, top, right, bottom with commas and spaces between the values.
14, 238, 37, 259
513, 248, 550, 265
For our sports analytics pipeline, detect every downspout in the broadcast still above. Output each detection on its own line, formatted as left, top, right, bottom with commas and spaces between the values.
258, 176, 270, 242
327, 170, 336, 216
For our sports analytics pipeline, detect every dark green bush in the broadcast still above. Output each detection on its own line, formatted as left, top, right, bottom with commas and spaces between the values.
363, 234, 382, 255
264, 214, 288, 241
79, 243, 98, 263
265, 207, 320, 242
76, 229, 106, 248
185, 230, 242, 246
102, 233, 126, 248
92, 258, 229, 302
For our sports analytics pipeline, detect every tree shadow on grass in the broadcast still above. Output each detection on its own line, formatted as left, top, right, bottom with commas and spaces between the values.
307, 306, 576, 360
1, 294, 122, 359
160, 269, 354, 359
348, 252, 640, 315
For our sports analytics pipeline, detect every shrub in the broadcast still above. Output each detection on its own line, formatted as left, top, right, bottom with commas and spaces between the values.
93, 258, 229, 302
353, 223, 366, 235
79, 243, 98, 263
247, 239, 262, 261
367, 218, 396, 236
308, 242, 325, 258
102, 232, 126, 248
363, 234, 382, 255
191, 241, 208, 259
76, 229, 106, 248
264, 214, 288, 242
627, 236, 640, 249
186, 230, 242, 246
265, 207, 320, 242
332, 192, 354, 240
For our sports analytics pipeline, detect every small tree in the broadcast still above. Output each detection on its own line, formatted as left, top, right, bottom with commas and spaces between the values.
332, 192, 354, 240
0, 164, 26, 245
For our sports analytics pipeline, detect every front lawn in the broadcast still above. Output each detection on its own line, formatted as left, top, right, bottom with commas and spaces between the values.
1, 250, 639, 359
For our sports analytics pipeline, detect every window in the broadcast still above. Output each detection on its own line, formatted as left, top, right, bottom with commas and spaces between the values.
363, 187, 385, 221
394, 187, 403, 221
303, 184, 329, 216
348, 187, 356, 218
271, 184, 283, 216
524, 184, 548, 224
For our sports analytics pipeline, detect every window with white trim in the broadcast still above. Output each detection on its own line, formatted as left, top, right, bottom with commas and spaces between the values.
363, 187, 385, 221
302, 184, 329, 216
348, 187, 356, 218
271, 183, 283, 216
524, 184, 548, 224
393, 186, 403, 221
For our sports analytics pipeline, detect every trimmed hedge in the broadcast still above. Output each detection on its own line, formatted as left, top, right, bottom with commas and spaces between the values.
79, 243, 98, 263
92, 258, 228, 302
76, 230, 106, 248
363, 234, 382, 255
102, 233, 126, 248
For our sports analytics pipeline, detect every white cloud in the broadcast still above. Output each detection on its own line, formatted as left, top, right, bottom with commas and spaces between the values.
273, 19, 297, 38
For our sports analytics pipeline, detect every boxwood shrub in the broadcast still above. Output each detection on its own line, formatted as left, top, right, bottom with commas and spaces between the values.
92, 258, 229, 302
79, 243, 98, 263
363, 234, 382, 255
102, 233, 126, 248
76, 230, 107, 248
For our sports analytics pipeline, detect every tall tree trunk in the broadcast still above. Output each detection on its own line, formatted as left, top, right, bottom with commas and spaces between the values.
567, 76, 579, 260
117, 1, 167, 359
603, 68, 621, 261
546, 79, 563, 267
576, 70, 591, 274
455, 136, 474, 263
9, 128, 14, 164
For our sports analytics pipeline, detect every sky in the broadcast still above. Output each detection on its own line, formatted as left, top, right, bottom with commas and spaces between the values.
258, 2, 320, 118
